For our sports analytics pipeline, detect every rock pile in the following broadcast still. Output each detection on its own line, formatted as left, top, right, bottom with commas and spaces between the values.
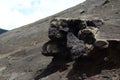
42, 18, 103, 59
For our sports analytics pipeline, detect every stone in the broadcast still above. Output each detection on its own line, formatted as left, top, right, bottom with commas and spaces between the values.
94, 40, 109, 49
42, 41, 61, 56
42, 18, 103, 59
67, 32, 87, 59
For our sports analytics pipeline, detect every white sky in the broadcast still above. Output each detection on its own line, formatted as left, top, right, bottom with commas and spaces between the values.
0, 0, 86, 30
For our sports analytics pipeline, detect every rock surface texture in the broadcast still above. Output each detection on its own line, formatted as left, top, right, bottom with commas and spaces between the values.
0, 0, 120, 80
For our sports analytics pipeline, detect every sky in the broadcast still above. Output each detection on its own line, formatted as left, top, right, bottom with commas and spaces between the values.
0, 0, 86, 30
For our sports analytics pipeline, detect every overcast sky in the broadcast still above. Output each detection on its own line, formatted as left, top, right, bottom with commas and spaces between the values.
0, 0, 85, 30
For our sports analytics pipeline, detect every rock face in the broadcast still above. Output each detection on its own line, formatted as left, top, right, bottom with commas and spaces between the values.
0, 0, 120, 80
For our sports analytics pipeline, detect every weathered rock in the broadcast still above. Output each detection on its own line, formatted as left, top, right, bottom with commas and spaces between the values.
42, 41, 60, 56
48, 18, 69, 41
42, 41, 69, 56
67, 32, 87, 59
86, 20, 104, 28
78, 27, 98, 44
42, 18, 103, 59
94, 40, 109, 49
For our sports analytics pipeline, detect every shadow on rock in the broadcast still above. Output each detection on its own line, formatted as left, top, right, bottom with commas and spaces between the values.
67, 40, 120, 80
34, 40, 120, 80
34, 54, 72, 80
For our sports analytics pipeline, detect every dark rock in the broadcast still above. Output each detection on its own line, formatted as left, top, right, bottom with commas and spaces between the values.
86, 20, 103, 28
48, 19, 69, 42
67, 32, 87, 59
78, 29, 96, 44
80, 10, 85, 14
67, 32, 82, 48
48, 27, 64, 41
42, 40, 61, 56
43, 18, 103, 59
94, 40, 109, 49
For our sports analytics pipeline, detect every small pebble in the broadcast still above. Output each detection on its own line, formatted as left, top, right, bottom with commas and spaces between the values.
104, 57, 109, 62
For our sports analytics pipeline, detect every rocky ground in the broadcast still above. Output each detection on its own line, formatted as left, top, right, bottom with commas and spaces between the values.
0, 0, 120, 80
